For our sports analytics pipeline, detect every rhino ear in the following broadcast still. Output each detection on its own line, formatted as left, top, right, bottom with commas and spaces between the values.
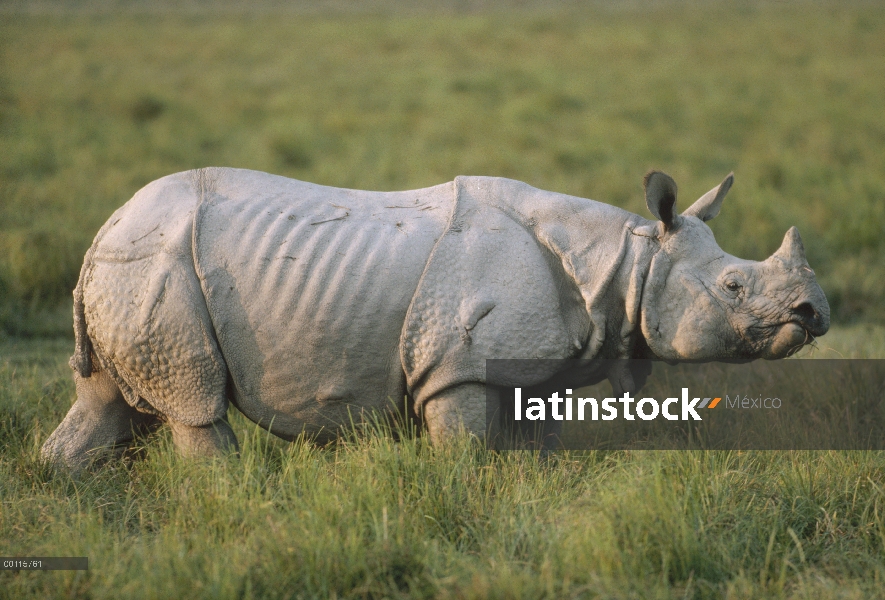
683, 172, 734, 222
644, 170, 678, 231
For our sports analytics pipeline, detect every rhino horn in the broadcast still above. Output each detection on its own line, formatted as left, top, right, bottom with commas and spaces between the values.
683, 172, 734, 222
772, 226, 809, 268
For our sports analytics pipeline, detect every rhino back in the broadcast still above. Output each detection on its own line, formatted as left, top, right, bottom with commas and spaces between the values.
193, 169, 453, 439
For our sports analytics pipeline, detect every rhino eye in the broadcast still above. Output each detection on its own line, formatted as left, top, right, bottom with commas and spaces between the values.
725, 281, 742, 293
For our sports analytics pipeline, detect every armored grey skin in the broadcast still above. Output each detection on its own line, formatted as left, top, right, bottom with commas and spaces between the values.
41, 167, 829, 470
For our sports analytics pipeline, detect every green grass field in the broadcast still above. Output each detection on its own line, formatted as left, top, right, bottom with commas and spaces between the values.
2, 2, 885, 598
2, 327, 885, 599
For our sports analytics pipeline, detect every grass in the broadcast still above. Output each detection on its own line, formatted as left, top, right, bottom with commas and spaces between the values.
1, 329, 885, 599
1, 2, 885, 335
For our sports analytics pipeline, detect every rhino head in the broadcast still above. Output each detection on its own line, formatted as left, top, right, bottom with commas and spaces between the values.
638, 171, 830, 361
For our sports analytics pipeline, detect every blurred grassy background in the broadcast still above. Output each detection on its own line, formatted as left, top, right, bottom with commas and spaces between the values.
1, 1, 884, 337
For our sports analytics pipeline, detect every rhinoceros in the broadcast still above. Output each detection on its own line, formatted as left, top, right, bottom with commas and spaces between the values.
41, 167, 830, 468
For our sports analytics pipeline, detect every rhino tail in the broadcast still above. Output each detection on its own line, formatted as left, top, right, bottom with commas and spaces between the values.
70, 209, 119, 379
69, 257, 94, 378
68, 284, 92, 378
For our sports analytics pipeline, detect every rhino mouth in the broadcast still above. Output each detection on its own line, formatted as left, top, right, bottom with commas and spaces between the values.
784, 326, 815, 357
763, 321, 818, 359
763, 300, 830, 358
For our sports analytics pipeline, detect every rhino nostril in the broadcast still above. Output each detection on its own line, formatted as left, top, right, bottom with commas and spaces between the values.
791, 302, 817, 324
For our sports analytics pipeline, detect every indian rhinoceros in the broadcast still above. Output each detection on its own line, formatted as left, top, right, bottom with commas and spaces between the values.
41, 167, 829, 468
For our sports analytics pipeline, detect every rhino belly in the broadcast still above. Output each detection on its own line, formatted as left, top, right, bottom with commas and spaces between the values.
193, 171, 453, 440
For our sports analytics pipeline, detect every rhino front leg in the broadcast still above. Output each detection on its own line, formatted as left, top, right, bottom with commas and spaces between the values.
41, 369, 159, 472
421, 383, 563, 451
167, 416, 239, 458
421, 383, 501, 445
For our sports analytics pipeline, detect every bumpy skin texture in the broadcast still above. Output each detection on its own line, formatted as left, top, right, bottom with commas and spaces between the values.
81, 173, 229, 427
42, 167, 830, 468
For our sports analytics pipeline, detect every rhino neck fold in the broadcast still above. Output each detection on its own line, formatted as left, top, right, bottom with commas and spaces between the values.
565, 220, 658, 360
455, 176, 657, 360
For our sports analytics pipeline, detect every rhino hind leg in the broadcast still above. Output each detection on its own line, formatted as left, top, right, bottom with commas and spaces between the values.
41, 365, 239, 471
41, 369, 160, 472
